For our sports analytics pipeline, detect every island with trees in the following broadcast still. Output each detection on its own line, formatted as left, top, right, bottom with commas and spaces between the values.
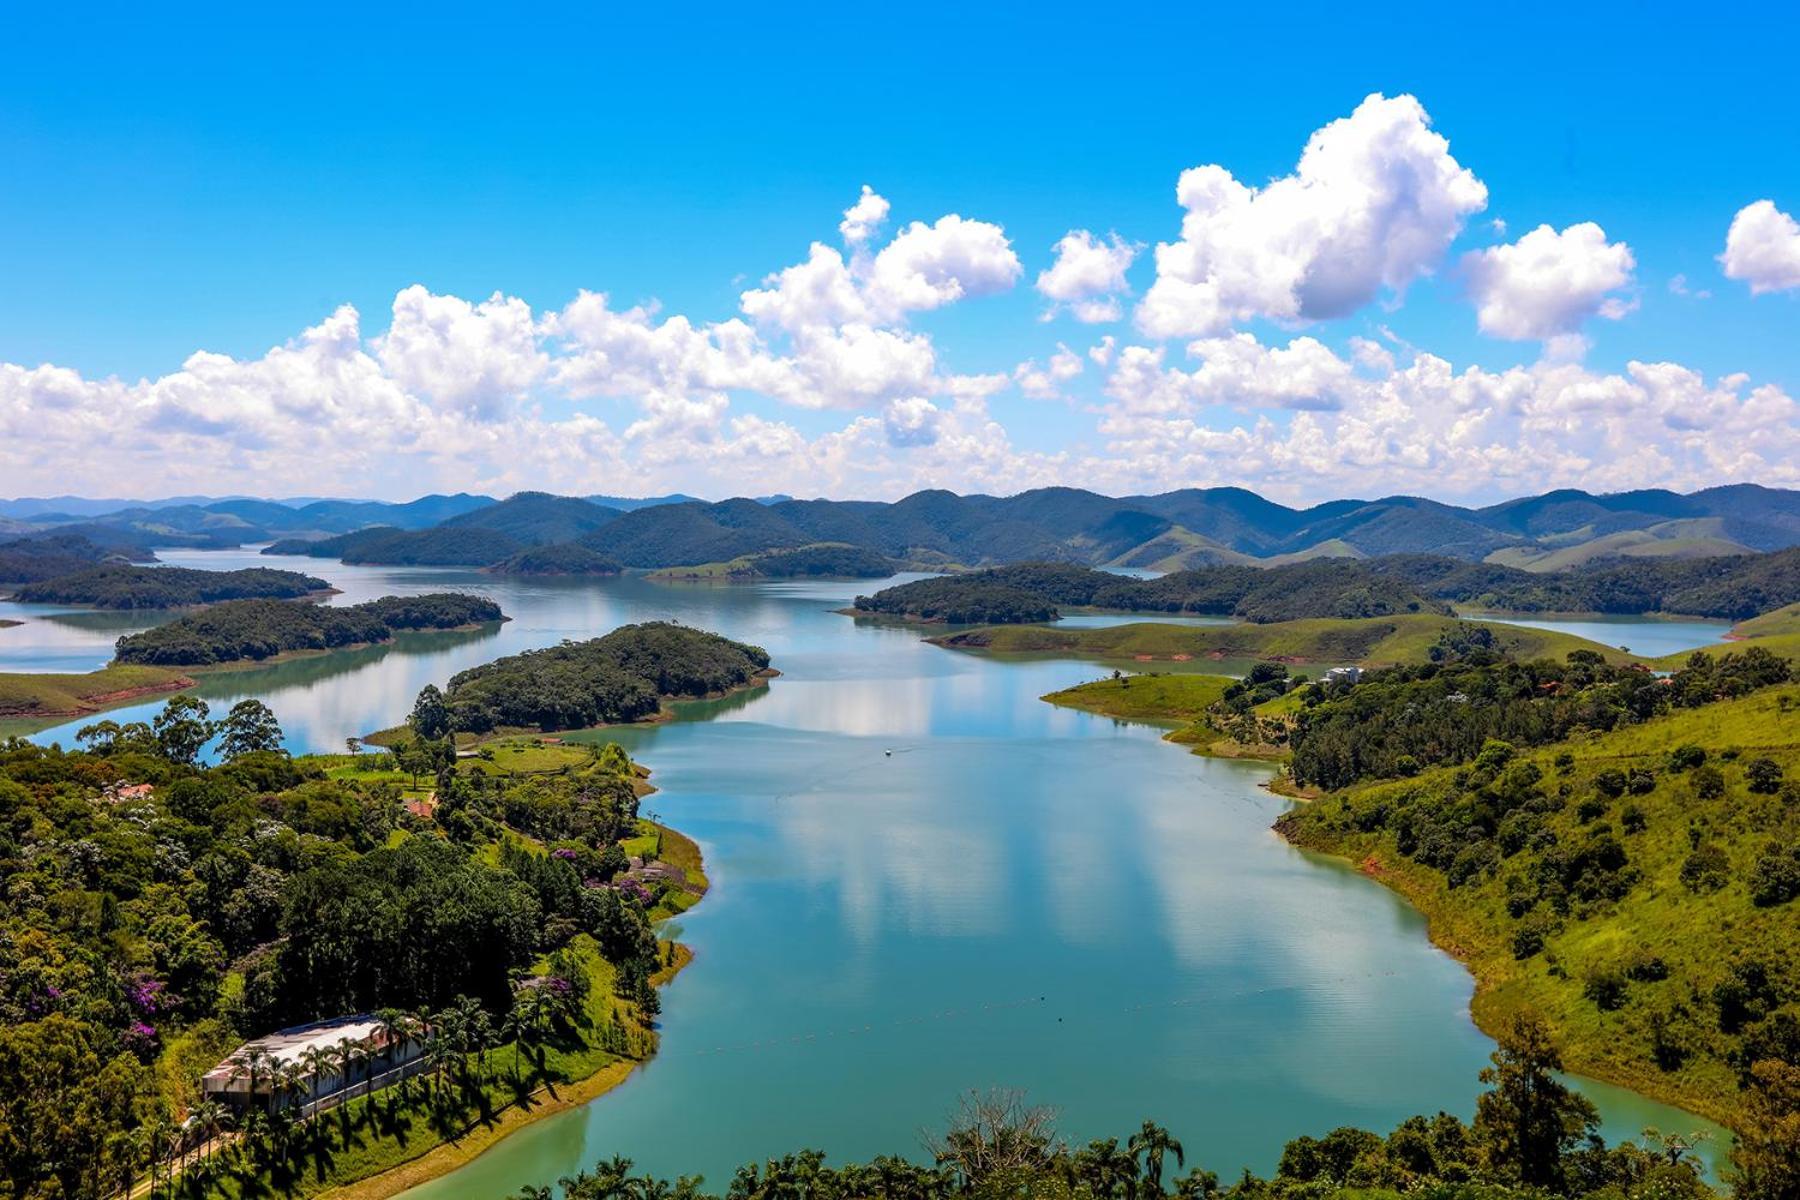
429, 621, 774, 734
112, 592, 505, 666
486, 543, 624, 577
9, 564, 334, 609
0, 690, 707, 1199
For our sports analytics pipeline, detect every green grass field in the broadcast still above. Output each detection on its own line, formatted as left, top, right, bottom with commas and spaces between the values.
1281, 683, 1800, 1127
1042, 672, 1234, 722
937, 614, 1632, 668
0, 662, 192, 720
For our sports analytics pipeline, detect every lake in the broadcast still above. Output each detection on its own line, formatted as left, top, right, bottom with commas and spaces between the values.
0, 553, 1735, 1190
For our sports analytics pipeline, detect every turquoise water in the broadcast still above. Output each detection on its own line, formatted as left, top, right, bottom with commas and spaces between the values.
0, 555, 1731, 1189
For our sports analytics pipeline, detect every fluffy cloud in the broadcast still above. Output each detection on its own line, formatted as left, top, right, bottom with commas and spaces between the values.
1720, 200, 1800, 294
840, 185, 890, 246
1014, 344, 1084, 399
373, 286, 547, 418
865, 214, 1022, 316
1462, 222, 1636, 341
1036, 231, 1139, 322
1096, 335, 1800, 498
1137, 93, 1487, 338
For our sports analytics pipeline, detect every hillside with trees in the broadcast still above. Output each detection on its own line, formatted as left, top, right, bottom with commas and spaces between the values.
11, 564, 332, 608
854, 561, 1446, 624
1280, 677, 1799, 1124
266, 524, 524, 566
439, 621, 773, 733
438, 490, 621, 544
0, 532, 149, 583
0, 696, 686, 1198
113, 593, 503, 665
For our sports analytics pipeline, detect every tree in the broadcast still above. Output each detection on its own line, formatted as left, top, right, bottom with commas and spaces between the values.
219, 698, 285, 759
152, 694, 214, 764
1732, 1059, 1800, 1200
1473, 1012, 1599, 1188
411, 684, 452, 740
1130, 1120, 1185, 1195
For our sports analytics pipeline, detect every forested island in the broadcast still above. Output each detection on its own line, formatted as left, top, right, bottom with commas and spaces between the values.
0, 694, 702, 1198
266, 524, 525, 566
112, 592, 504, 665
487, 543, 624, 576
852, 552, 1800, 626
434, 621, 774, 733
10, 564, 333, 608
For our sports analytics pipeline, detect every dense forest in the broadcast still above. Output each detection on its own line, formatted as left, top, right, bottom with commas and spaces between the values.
0, 698, 677, 1198
487, 543, 624, 576
0, 532, 147, 584
112, 592, 503, 665
440, 622, 772, 733
513, 1016, 1788, 1200
853, 562, 1445, 624
11, 564, 331, 609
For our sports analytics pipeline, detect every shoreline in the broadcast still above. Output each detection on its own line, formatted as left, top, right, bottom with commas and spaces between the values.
317, 824, 706, 1200
1045, 686, 1732, 1136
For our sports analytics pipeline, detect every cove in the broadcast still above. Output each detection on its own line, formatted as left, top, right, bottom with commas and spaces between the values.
0, 553, 1733, 1190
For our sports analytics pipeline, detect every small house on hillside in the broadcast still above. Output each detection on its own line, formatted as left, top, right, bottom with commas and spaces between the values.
1324, 666, 1364, 685
202, 1014, 423, 1113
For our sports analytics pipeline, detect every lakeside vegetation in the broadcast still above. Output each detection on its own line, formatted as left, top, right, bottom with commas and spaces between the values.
436, 621, 772, 733
934, 615, 1632, 667
0, 691, 703, 1199
10, 564, 333, 609
113, 593, 504, 666
1280, 681, 1799, 1126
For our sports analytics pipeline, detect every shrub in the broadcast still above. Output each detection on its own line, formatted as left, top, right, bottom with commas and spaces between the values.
1749, 845, 1800, 907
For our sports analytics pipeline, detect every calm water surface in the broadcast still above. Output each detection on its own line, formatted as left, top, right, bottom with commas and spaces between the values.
0, 554, 1730, 1188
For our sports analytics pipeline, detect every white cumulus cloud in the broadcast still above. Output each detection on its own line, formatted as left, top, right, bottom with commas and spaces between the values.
1137, 93, 1488, 338
1720, 199, 1800, 294
1036, 230, 1139, 322
1462, 222, 1636, 341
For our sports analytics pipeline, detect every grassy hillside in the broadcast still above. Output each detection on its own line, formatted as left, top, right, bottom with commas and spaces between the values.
1650, 604, 1800, 669
1280, 684, 1800, 1124
1486, 519, 1754, 571
0, 662, 193, 718
1043, 672, 1235, 722
934, 615, 1632, 667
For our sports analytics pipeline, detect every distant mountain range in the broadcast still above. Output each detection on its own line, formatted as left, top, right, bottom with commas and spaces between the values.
2, 484, 1797, 572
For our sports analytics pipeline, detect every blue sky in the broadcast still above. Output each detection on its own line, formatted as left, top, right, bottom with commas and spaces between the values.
3, 1, 1798, 502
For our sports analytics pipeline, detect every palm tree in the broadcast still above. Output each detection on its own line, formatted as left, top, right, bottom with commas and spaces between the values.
375, 1007, 413, 1085
1129, 1121, 1184, 1197
298, 1045, 337, 1117
240, 1046, 273, 1121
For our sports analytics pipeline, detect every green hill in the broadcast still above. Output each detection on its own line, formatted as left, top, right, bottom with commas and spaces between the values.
439, 490, 621, 545
1280, 683, 1800, 1125
933, 615, 1632, 667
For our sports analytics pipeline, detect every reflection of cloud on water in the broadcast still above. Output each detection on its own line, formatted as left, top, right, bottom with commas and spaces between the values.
764, 749, 1006, 945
